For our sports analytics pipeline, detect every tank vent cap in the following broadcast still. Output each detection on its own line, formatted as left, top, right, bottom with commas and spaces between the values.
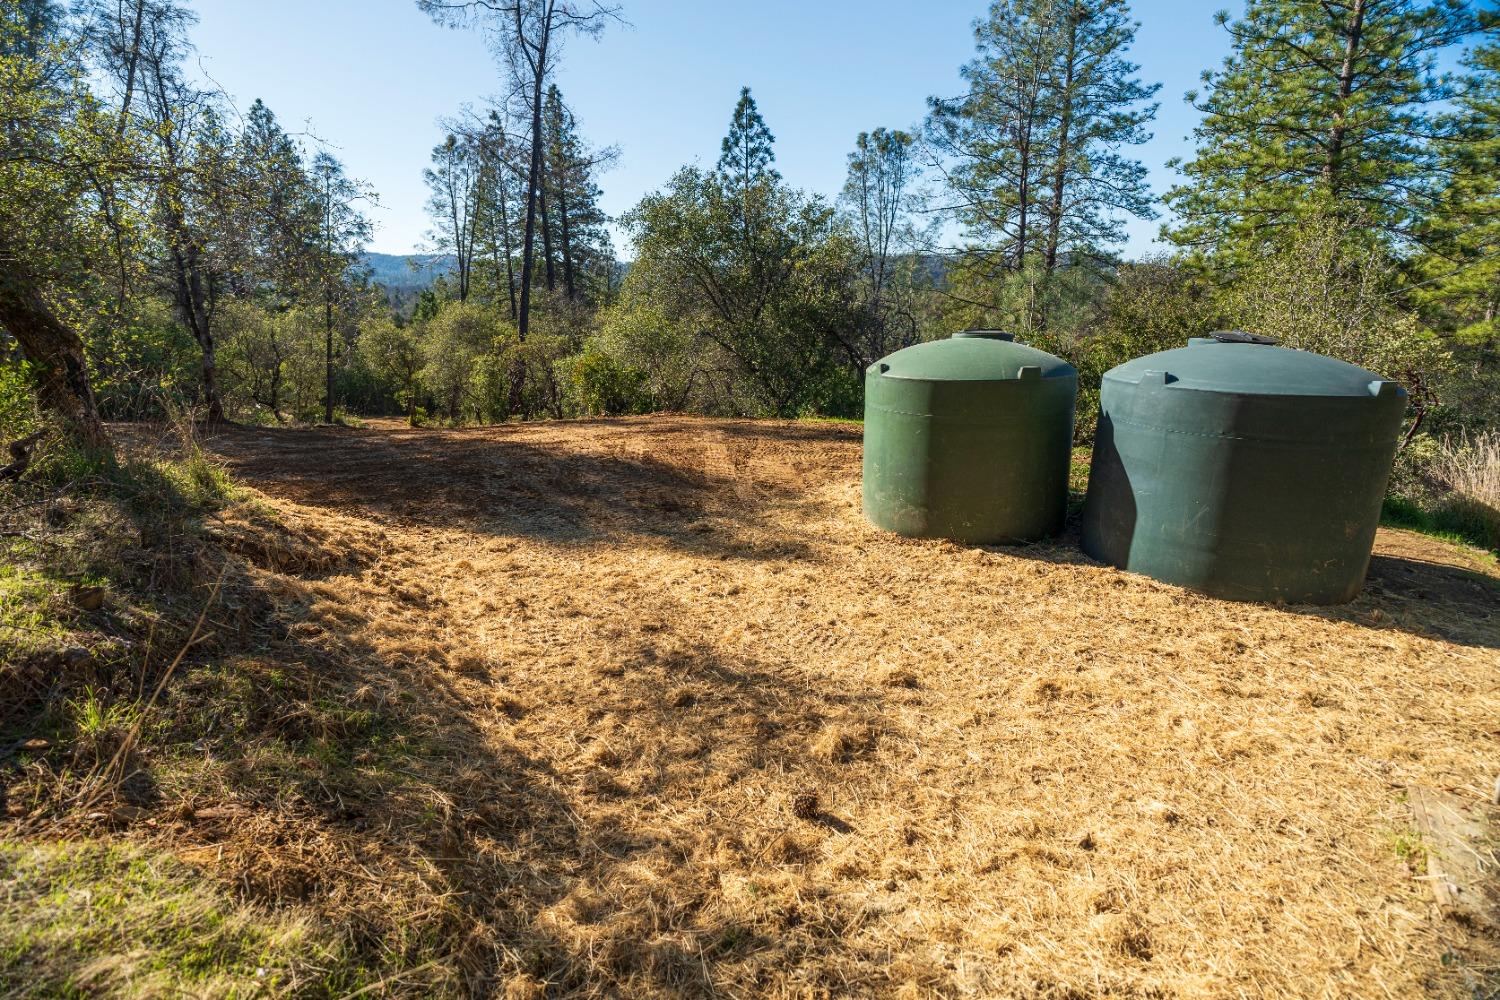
953, 329, 1016, 341
1194, 330, 1280, 346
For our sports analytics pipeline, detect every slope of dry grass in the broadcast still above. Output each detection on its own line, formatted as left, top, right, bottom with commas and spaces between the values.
4, 415, 1497, 998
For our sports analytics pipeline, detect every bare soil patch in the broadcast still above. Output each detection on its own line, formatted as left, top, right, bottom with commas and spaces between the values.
75, 415, 1500, 996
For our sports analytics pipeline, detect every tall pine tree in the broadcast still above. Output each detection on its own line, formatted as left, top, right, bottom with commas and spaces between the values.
423, 133, 481, 303
1165, 0, 1479, 260
1420, 33, 1500, 341
1038, 0, 1159, 272
928, 0, 1158, 278
543, 85, 615, 305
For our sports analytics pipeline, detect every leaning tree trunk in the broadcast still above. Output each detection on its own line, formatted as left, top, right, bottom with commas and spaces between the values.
0, 248, 111, 451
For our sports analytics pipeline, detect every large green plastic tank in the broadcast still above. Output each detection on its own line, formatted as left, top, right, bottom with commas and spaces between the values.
1080, 332, 1407, 604
862, 331, 1077, 543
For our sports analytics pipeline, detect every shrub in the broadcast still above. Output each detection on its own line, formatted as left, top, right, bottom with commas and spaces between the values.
1218, 212, 1454, 439
0, 359, 39, 441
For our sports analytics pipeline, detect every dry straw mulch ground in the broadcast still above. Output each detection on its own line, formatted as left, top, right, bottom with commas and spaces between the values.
98, 416, 1500, 997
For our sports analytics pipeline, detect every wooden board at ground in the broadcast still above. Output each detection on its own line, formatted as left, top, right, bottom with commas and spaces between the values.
1407, 784, 1500, 927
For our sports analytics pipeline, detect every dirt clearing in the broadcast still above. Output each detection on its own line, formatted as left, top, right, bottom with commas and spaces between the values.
159, 417, 1500, 995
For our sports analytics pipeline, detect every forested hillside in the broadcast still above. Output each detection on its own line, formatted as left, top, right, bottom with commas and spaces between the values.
361, 252, 457, 298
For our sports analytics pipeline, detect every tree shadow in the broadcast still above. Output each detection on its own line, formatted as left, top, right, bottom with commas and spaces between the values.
1347, 549, 1500, 649
79, 414, 1492, 994
203, 420, 841, 565
1000, 517, 1500, 651
128, 552, 892, 996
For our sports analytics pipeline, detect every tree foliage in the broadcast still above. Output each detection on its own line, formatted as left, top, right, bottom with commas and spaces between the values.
1165, 0, 1481, 259
619, 92, 870, 417
927, 0, 1159, 301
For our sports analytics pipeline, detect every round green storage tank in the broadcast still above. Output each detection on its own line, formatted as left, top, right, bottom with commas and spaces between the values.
862, 330, 1077, 544
1080, 332, 1407, 604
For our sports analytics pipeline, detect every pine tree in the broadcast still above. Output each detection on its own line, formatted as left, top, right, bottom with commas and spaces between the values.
1420, 34, 1500, 341
417, 0, 622, 345
311, 152, 372, 423
236, 99, 318, 301
717, 86, 779, 196
1165, 0, 1479, 260
1038, 0, 1159, 272
928, 0, 1157, 279
474, 111, 522, 320
543, 86, 616, 305
424, 133, 481, 302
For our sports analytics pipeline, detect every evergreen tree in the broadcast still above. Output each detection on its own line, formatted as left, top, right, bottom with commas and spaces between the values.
1038, 0, 1159, 272
236, 99, 320, 302
1165, 0, 1479, 260
1416, 30, 1500, 427
928, 0, 1157, 284
311, 152, 373, 423
1420, 34, 1500, 342
473, 110, 522, 320
4, 0, 63, 58
416, 0, 622, 345
424, 133, 481, 303
543, 85, 616, 305
717, 86, 779, 196
626, 91, 866, 417
929, 1, 1059, 275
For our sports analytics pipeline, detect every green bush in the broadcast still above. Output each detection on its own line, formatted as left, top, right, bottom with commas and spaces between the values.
564, 344, 649, 416
0, 359, 39, 441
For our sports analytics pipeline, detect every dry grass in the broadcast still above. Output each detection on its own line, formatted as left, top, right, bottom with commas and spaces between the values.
4, 415, 1498, 998
1433, 431, 1500, 551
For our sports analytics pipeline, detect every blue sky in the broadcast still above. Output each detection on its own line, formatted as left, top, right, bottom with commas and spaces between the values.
188, 0, 1237, 258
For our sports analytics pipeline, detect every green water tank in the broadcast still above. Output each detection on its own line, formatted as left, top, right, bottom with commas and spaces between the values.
1080, 333, 1408, 604
862, 331, 1078, 543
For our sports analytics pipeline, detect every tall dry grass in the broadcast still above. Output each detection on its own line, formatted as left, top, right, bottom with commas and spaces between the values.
1432, 430, 1500, 551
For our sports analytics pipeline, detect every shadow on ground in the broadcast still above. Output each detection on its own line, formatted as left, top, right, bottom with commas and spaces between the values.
6, 542, 893, 996
204, 419, 850, 564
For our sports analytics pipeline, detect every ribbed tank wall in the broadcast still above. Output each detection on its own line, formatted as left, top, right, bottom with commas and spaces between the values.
862, 332, 1078, 544
1080, 338, 1406, 604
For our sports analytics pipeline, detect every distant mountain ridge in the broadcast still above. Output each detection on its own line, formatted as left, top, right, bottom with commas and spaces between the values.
359, 252, 456, 295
